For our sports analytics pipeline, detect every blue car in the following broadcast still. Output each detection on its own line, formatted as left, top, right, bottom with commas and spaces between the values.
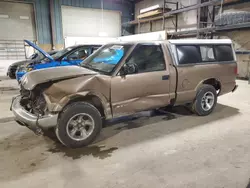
16, 40, 101, 81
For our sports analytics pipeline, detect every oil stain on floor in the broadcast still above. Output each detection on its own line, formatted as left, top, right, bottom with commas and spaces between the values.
48, 144, 118, 160
0, 130, 118, 181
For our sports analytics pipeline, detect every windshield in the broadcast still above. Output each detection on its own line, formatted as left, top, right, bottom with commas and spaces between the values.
52, 47, 73, 59
81, 44, 131, 74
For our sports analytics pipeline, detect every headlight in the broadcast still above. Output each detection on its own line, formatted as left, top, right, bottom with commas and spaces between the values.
27, 67, 33, 72
17, 66, 26, 72
17, 65, 33, 72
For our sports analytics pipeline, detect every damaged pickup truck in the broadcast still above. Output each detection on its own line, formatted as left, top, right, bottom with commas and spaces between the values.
11, 39, 238, 148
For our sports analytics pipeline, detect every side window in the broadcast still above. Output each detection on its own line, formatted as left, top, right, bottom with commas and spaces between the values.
125, 44, 166, 74
214, 45, 234, 61
200, 46, 215, 62
68, 48, 88, 60
92, 47, 100, 54
176, 45, 201, 64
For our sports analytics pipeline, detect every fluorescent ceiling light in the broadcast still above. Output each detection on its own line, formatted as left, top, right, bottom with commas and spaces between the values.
140, 5, 160, 14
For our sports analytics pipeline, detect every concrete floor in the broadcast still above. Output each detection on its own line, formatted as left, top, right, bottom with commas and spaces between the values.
0, 80, 250, 188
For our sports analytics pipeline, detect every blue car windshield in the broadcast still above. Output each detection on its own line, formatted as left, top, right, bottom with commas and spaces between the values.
81, 44, 131, 74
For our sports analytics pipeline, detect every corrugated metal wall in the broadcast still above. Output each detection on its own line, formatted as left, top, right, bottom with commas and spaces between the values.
53, 0, 63, 46
19, 0, 134, 50
34, 0, 51, 45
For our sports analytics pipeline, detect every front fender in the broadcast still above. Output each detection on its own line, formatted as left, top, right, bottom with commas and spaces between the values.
51, 91, 112, 119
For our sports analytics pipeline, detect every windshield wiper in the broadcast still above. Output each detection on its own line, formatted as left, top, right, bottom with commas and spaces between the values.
81, 63, 108, 74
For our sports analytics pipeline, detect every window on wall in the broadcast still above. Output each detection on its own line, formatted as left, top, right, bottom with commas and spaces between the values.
125, 44, 166, 73
176, 44, 234, 65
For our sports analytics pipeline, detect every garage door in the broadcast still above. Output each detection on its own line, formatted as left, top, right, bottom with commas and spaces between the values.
61, 6, 121, 38
0, 2, 36, 59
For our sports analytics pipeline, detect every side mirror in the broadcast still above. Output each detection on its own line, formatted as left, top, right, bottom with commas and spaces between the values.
119, 65, 128, 76
119, 64, 138, 76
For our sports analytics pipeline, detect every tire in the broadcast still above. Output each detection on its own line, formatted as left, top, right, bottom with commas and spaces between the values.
55, 102, 102, 148
192, 84, 217, 116
8, 70, 16, 79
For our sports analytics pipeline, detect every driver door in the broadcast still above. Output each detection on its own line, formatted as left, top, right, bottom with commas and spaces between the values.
111, 44, 171, 117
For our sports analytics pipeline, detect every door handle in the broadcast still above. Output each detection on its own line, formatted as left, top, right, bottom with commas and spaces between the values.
162, 75, 169, 80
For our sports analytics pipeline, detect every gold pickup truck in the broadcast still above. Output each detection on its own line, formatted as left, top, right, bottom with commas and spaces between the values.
11, 39, 238, 148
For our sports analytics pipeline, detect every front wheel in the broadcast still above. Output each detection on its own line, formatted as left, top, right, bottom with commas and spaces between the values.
55, 102, 102, 148
192, 84, 217, 116
8, 72, 16, 79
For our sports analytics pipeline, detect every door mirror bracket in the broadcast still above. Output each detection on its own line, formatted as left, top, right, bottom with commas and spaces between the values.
119, 64, 138, 76
119, 65, 128, 76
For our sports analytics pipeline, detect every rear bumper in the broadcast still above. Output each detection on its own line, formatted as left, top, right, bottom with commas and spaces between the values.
232, 84, 238, 92
220, 81, 238, 96
11, 96, 58, 130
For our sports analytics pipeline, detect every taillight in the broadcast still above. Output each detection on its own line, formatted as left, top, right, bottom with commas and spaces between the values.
234, 66, 238, 75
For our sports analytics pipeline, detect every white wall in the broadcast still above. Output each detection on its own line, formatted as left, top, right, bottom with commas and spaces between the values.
64, 31, 166, 47
64, 37, 118, 48
0, 2, 36, 40
61, 6, 121, 38
0, 60, 19, 77
118, 30, 166, 41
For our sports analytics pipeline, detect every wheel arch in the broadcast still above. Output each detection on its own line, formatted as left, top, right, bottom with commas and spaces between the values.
57, 91, 112, 119
195, 78, 221, 95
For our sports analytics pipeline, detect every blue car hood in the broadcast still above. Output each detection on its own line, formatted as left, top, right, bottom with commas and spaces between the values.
24, 40, 54, 61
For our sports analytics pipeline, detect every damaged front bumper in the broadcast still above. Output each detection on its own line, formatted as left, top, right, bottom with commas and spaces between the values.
11, 96, 58, 133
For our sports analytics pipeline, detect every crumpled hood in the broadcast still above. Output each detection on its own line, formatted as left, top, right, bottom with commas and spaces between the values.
20, 66, 98, 90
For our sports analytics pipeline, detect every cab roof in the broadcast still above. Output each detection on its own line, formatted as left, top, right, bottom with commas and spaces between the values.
106, 39, 232, 45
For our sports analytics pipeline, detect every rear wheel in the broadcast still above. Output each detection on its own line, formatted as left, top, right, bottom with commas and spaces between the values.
55, 102, 102, 148
192, 84, 217, 116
